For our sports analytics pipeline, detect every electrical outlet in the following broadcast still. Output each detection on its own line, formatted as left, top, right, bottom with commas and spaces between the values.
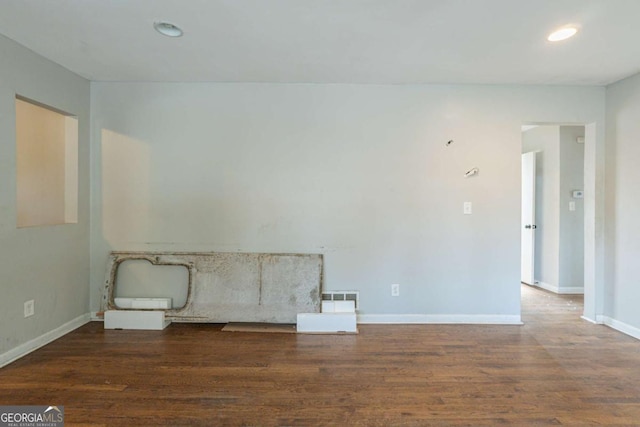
391, 284, 400, 297
24, 299, 35, 318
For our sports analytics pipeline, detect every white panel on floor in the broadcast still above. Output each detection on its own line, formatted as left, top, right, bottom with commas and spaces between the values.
104, 310, 171, 330
297, 313, 357, 333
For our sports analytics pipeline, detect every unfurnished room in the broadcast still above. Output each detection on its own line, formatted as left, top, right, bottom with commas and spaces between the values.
1, 1, 640, 425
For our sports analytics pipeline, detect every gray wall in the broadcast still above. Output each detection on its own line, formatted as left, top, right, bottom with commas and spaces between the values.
90, 83, 605, 320
0, 35, 90, 355
559, 126, 585, 291
605, 71, 640, 329
0, 32, 624, 355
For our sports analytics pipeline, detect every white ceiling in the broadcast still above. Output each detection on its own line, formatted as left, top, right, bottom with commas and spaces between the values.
0, 0, 639, 85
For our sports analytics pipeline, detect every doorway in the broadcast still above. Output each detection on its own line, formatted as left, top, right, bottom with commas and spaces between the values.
521, 124, 588, 310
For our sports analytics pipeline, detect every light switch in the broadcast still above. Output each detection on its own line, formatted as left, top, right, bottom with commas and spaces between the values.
569, 201, 576, 211
463, 202, 472, 215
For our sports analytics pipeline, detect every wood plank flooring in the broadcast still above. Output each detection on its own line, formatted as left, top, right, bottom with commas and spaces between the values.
2, 285, 640, 426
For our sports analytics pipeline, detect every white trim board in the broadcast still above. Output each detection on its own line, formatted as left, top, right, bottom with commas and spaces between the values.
357, 314, 522, 325
534, 281, 584, 295
597, 315, 640, 341
97, 312, 522, 325
581, 315, 599, 324
0, 313, 90, 368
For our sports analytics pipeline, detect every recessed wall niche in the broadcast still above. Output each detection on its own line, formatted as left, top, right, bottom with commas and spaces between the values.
15, 96, 78, 228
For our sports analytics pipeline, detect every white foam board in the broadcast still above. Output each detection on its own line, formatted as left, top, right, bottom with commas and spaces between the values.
104, 310, 171, 330
321, 301, 335, 312
114, 297, 172, 309
297, 313, 357, 333
321, 300, 355, 313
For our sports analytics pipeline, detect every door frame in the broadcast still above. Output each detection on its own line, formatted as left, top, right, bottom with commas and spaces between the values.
521, 122, 603, 323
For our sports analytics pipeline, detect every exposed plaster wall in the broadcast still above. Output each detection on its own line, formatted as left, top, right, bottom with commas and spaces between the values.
103, 252, 321, 323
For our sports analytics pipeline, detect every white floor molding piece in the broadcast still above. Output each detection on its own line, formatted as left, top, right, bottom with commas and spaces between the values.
0, 313, 90, 368
599, 316, 640, 340
535, 281, 584, 295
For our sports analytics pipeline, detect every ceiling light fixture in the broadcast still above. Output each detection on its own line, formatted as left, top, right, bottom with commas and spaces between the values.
154, 21, 183, 37
547, 26, 578, 42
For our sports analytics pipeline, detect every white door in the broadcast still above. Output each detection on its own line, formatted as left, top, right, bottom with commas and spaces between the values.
521, 152, 536, 285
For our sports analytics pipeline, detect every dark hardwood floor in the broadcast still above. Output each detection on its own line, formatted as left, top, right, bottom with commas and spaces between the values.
2, 285, 640, 426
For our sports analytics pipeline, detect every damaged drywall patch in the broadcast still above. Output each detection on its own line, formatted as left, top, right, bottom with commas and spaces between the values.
102, 251, 323, 323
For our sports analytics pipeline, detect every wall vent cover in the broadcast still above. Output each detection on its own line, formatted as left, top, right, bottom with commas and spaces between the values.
322, 291, 359, 310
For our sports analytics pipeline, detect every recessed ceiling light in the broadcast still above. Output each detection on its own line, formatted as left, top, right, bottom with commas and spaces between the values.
547, 26, 578, 42
154, 21, 183, 37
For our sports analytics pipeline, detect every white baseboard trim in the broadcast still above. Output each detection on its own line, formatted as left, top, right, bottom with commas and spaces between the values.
357, 314, 522, 325
581, 315, 599, 324
0, 313, 90, 368
534, 281, 558, 293
557, 287, 584, 294
534, 282, 583, 295
598, 315, 640, 341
